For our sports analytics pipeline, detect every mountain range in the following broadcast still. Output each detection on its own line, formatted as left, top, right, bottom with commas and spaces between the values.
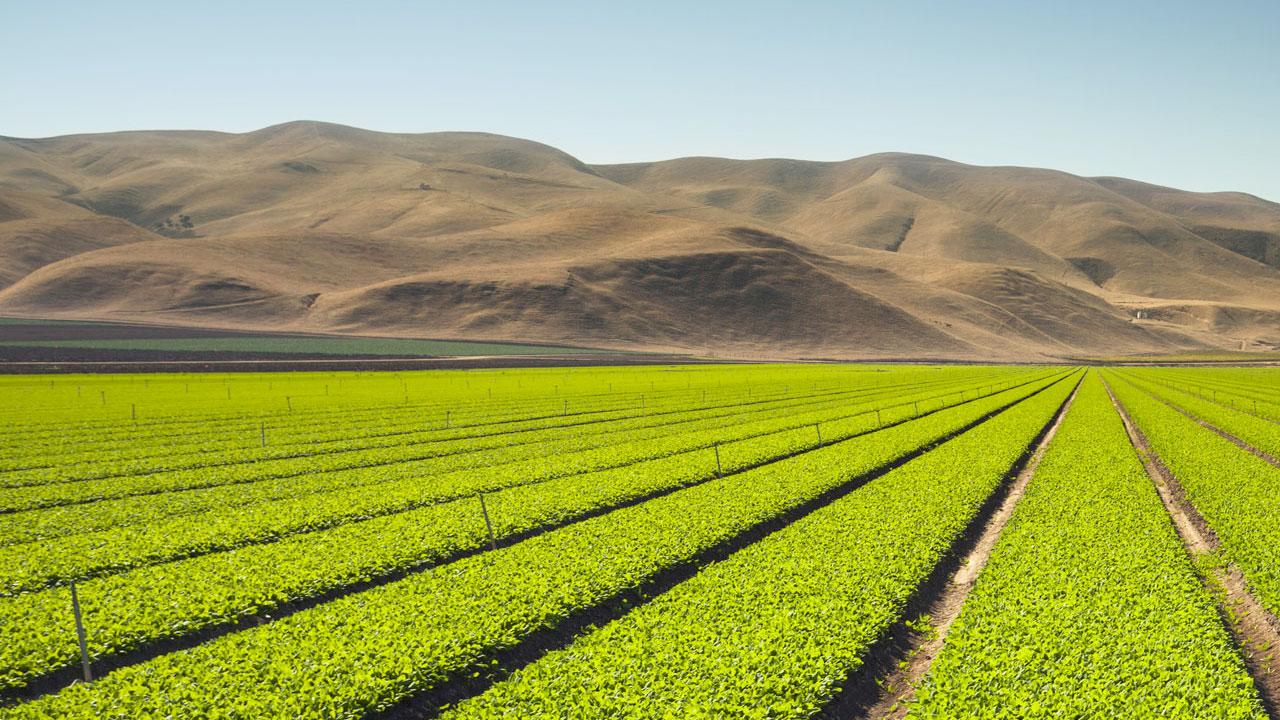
2, 120, 1278, 360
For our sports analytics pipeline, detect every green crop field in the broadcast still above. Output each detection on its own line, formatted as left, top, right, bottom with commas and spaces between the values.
1, 364, 1278, 718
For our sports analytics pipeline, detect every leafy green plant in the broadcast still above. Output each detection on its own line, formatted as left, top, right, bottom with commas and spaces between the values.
440, 375, 1076, 718
1, 373, 1065, 714
910, 374, 1265, 719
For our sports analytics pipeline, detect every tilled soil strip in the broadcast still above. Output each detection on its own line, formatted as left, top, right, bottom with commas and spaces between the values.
844, 378, 1082, 720
1105, 379, 1280, 715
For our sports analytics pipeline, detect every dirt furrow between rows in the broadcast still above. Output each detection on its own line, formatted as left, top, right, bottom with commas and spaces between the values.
828, 376, 1082, 720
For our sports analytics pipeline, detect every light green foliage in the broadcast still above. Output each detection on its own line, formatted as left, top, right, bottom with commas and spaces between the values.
441, 374, 1076, 718
0, 374, 1056, 693
7, 365, 1273, 718
0, 372, 1051, 597
0, 371, 1060, 716
1125, 366, 1280, 423
1107, 372, 1280, 619
0, 365, 1035, 697
910, 374, 1265, 719
1119, 370, 1280, 457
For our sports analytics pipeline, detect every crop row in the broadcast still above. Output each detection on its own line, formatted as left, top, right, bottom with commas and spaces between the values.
441, 368, 1077, 718
0, 376, 882, 478
0, 366, 1034, 545
0, 374, 1072, 708
1106, 373, 1280, 618
909, 374, 1264, 719
5, 367, 1020, 477
1149, 367, 1280, 400
1125, 369, 1280, 425
1, 374, 982, 511
0, 366, 939, 446
0, 375, 585, 446
0, 372, 1056, 577
0, 391, 691, 480
1114, 371, 1280, 459
0, 377, 894, 493
0, 374, 1068, 692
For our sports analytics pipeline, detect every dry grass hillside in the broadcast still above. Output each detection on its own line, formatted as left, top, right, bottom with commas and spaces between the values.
1, 121, 1277, 360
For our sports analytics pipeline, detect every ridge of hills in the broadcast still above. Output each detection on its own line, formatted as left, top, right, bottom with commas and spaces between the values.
2, 120, 1278, 360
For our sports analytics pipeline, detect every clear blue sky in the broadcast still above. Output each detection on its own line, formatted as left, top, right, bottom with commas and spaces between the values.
3, 0, 1277, 200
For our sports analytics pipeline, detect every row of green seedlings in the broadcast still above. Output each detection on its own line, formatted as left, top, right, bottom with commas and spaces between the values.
0, 371, 1042, 560
1, 369, 1004, 477
3, 370, 852, 439
908, 375, 1266, 718
1129, 370, 1280, 421
1148, 368, 1280, 400
1, 382, 1044, 693
0, 377, 1057, 694
1, 372, 1061, 594
0, 378, 876, 507
60, 490, 505, 685
16, 366, 1018, 442
0, 376, 1065, 705
0, 380, 803, 483
2, 380, 675, 458
0, 376, 930, 529
1, 372, 943, 488
18, 479, 502, 694
440, 372, 1076, 717
1106, 373, 1280, 618
0, 371, 686, 456
1, 376, 810, 467
1115, 371, 1280, 460
1163, 378, 1271, 414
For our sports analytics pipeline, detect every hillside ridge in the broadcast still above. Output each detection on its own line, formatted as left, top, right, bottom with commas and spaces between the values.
1, 122, 1277, 360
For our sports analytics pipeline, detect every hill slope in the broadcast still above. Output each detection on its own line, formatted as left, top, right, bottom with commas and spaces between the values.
1, 121, 1277, 360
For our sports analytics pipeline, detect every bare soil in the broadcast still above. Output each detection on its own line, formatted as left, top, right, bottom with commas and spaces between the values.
857, 380, 1082, 719
7, 123, 1280, 360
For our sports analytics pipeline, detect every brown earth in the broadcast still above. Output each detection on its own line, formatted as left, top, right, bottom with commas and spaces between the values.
2, 121, 1279, 360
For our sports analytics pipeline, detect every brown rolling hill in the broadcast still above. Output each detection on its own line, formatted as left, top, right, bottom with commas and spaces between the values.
1, 120, 1277, 360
